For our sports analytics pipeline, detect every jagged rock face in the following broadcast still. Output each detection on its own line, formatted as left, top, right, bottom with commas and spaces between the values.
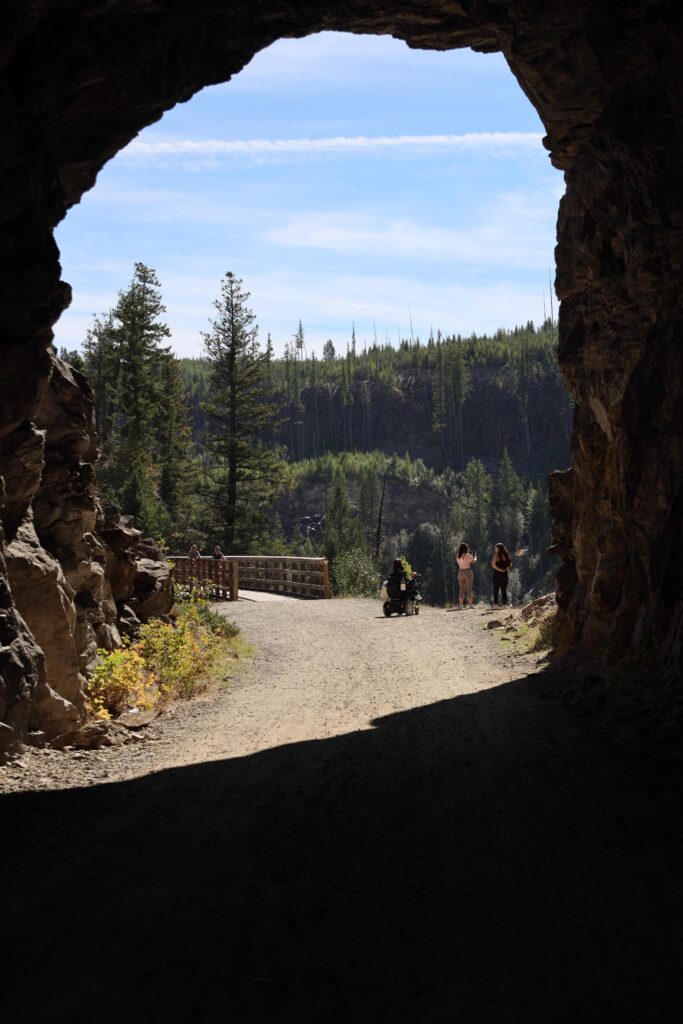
130, 559, 175, 622
0, 351, 172, 755
1, 2, 683, 757
98, 501, 141, 606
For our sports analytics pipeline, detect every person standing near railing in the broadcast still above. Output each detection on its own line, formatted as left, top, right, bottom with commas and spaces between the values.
456, 542, 477, 608
188, 543, 202, 563
212, 544, 225, 559
491, 542, 512, 606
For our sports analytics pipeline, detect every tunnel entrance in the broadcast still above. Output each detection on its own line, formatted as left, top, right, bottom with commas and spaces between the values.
1, 2, 682, 759
53, 33, 560, 358
52, 30, 565, 602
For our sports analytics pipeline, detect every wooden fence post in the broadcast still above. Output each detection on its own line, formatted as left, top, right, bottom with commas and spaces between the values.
228, 559, 239, 601
322, 559, 331, 599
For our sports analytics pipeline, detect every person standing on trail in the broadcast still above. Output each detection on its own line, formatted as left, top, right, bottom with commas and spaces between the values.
491, 542, 512, 606
456, 543, 477, 608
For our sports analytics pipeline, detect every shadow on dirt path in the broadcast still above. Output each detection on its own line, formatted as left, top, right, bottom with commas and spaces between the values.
2, 665, 682, 1023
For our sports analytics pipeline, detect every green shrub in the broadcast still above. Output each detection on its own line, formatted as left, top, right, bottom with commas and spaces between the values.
332, 548, 379, 597
86, 644, 157, 719
174, 594, 240, 638
85, 598, 243, 718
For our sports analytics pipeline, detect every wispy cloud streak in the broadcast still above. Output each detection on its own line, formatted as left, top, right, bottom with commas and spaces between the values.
123, 131, 543, 163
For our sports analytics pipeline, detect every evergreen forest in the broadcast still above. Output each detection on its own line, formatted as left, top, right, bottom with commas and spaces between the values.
62, 263, 572, 605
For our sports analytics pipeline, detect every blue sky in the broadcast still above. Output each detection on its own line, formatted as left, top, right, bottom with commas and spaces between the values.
53, 32, 563, 359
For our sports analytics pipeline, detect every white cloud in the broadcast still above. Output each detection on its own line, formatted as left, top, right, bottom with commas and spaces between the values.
121, 132, 543, 167
263, 189, 560, 270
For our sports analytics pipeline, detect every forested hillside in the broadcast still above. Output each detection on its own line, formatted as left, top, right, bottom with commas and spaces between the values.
68, 265, 570, 606
180, 320, 571, 477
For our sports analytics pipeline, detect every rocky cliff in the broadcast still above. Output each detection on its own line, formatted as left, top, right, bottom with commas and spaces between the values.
2, 1, 683, 756
0, 351, 172, 757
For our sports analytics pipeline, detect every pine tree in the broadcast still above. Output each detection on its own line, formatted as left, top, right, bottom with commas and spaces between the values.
109, 263, 171, 531
454, 458, 492, 555
157, 353, 196, 544
264, 333, 274, 389
310, 351, 319, 456
526, 485, 550, 558
283, 342, 296, 456
449, 342, 470, 467
265, 333, 277, 448
58, 346, 85, 372
269, 509, 288, 556
82, 312, 119, 459
81, 264, 202, 541
294, 320, 305, 358
358, 464, 381, 541
324, 468, 363, 565
492, 448, 525, 549
344, 343, 354, 448
512, 331, 532, 456
293, 321, 305, 458
202, 272, 284, 552
432, 339, 447, 460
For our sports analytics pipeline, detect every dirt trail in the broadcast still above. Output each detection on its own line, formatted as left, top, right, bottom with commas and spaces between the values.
1, 598, 533, 792
2, 599, 683, 1022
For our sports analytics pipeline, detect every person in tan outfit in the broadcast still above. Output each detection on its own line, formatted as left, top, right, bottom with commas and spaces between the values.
456, 542, 477, 608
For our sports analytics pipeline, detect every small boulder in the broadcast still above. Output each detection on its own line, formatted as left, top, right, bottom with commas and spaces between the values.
118, 709, 157, 730
50, 719, 126, 750
521, 593, 556, 621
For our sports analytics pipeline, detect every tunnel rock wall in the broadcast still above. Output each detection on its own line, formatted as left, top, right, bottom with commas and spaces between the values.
0, 348, 116, 756
2, 1, 683, 756
545, 7, 683, 672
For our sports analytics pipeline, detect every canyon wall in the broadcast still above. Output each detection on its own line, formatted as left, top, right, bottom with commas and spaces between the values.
2, 1, 682, 756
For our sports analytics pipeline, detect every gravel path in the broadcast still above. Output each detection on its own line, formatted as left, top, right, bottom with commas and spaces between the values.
0, 598, 531, 793
2, 598, 683, 1021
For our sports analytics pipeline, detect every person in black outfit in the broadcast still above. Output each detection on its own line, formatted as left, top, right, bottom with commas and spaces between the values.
387, 558, 409, 600
491, 543, 512, 605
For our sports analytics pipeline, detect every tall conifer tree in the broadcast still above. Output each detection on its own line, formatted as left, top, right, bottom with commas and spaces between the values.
432, 339, 447, 459
108, 263, 171, 531
82, 312, 119, 461
450, 343, 470, 467
157, 353, 196, 542
202, 272, 283, 551
492, 448, 525, 549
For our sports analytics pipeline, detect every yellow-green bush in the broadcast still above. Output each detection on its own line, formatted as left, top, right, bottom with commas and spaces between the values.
85, 598, 241, 719
86, 644, 157, 720
139, 601, 219, 700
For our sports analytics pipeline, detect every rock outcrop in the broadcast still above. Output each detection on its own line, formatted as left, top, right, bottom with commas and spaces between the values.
2, 2, 683, 757
0, 349, 172, 757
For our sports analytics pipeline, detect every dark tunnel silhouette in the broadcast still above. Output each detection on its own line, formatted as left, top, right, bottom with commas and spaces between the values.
2, 668, 682, 1023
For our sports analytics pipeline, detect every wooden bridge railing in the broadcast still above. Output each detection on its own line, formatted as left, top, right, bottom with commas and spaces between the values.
171, 557, 239, 601
170, 555, 330, 601
231, 555, 330, 599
